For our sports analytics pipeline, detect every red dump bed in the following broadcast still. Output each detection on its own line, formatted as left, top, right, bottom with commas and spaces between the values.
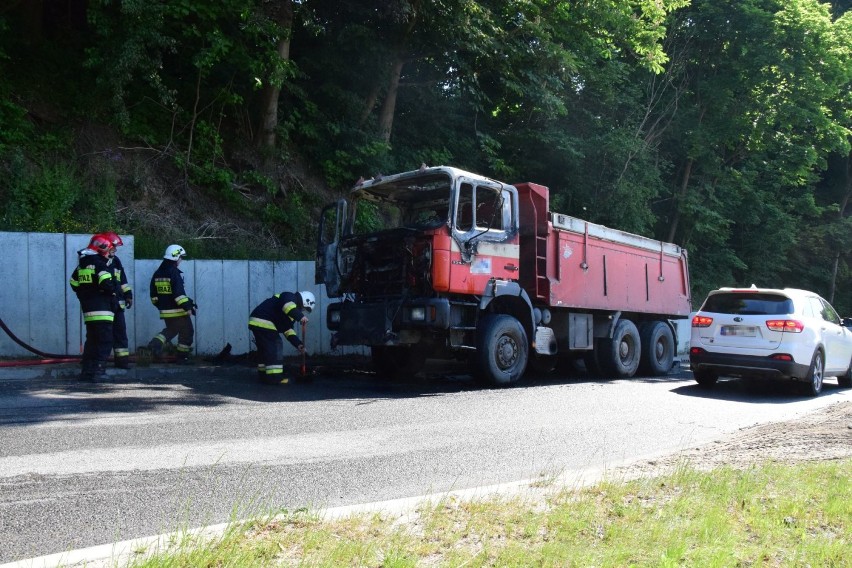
516, 182, 691, 317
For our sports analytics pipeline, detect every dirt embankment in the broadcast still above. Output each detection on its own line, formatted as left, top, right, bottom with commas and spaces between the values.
617, 401, 852, 478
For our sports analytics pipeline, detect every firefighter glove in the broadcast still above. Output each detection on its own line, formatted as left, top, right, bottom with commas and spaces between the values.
125, 297, 133, 309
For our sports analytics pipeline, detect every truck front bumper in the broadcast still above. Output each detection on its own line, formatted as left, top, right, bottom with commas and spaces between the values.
327, 298, 451, 346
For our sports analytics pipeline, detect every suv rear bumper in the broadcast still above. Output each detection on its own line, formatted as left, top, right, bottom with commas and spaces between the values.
690, 351, 810, 381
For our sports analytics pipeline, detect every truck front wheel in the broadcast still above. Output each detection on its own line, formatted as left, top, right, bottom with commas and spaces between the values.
475, 314, 528, 386
600, 319, 641, 378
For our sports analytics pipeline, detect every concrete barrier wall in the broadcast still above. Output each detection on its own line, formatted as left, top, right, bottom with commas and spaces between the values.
0, 232, 363, 358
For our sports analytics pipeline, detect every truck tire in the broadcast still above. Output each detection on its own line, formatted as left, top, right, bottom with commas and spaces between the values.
371, 345, 427, 379
639, 321, 675, 376
600, 319, 641, 378
475, 314, 528, 386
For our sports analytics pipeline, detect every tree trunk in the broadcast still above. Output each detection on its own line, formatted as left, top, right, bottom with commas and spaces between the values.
667, 158, 693, 243
376, 56, 404, 144
256, 0, 294, 151
829, 151, 852, 303
359, 83, 381, 127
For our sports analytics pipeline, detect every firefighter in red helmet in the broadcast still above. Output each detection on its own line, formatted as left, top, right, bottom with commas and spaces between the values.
69, 234, 118, 380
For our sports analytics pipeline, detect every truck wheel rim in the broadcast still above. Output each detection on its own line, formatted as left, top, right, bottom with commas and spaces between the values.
496, 336, 518, 369
655, 339, 665, 359
619, 337, 634, 360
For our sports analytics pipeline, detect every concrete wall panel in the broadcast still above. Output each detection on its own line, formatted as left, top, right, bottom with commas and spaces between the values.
0, 233, 31, 357
28, 233, 66, 355
222, 261, 250, 355
194, 260, 224, 356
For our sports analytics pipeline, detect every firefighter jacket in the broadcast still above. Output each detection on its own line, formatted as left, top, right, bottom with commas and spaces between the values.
69, 250, 117, 323
110, 255, 133, 311
248, 292, 306, 349
149, 259, 194, 319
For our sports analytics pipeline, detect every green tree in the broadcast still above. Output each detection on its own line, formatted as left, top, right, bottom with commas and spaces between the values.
654, 0, 850, 300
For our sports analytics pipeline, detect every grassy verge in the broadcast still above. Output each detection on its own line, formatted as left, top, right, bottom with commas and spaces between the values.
124, 459, 850, 567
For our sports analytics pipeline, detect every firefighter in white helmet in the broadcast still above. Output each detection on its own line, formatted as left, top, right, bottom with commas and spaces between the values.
147, 244, 196, 363
248, 291, 315, 384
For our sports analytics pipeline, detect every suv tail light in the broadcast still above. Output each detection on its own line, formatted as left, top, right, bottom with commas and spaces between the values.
765, 319, 804, 333
692, 315, 713, 327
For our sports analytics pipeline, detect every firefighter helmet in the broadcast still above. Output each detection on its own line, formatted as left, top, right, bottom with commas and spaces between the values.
164, 244, 187, 260
87, 234, 114, 257
103, 232, 123, 247
300, 291, 316, 313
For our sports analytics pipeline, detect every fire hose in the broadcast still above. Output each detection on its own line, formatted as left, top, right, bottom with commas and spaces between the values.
0, 316, 82, 366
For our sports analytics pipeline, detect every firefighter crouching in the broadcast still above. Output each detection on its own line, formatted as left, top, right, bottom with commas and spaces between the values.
69, 234, 118, 381
248, 291, 316, 384
147, 244, 196, 364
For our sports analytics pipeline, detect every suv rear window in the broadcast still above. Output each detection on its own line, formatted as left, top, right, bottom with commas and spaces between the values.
701, 293, 794, 315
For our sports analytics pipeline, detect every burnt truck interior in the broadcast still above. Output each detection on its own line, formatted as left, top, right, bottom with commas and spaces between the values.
316, 169, 508, 299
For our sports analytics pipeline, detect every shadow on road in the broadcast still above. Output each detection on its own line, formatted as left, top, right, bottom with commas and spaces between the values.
668, 374, 848, 403
7, 355, 842, 426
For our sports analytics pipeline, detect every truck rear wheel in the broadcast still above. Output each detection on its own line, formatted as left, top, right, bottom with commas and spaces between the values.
475, 314, 528, 386
600, 319, 641, 378
639, 321, 675, 376
371, 345, 427, 379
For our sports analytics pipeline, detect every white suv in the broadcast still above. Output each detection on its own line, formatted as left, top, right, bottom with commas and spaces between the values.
689, 287, 852, 396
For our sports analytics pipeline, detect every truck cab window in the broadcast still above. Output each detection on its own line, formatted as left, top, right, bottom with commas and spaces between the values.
455, 182, 505, 233
475, 186, 503, 230
456, 182, 474, 232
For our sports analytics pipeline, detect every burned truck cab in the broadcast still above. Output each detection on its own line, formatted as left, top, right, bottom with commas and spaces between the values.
316, 166, 523, 376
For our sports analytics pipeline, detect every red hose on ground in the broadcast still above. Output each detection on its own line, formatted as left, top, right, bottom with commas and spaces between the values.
0, 358, 81, 367
0, 316, 82, 365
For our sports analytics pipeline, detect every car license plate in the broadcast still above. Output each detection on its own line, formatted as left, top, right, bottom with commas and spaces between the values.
720, 325, 757, 337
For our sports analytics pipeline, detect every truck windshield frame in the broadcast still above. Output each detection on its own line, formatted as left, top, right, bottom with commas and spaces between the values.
348, 172, 454, 236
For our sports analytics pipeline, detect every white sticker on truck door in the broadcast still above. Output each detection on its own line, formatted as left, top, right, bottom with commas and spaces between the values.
471, 257, 492, 274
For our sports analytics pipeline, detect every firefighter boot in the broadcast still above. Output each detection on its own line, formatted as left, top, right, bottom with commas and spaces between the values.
260, 370, 289, 385
79, 360, 95, 381
114, 355, 132, 369
91, 363, 108, 382
147, 339, 163, 361
174, 352, 192, 365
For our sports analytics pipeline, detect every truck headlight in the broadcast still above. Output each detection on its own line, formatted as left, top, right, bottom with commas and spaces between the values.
410, 306, 426, 321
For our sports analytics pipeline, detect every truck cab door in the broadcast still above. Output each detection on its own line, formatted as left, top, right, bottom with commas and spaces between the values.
315, 199, 347, 297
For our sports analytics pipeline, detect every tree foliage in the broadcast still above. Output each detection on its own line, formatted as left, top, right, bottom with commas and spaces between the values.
0, 0, 850, 310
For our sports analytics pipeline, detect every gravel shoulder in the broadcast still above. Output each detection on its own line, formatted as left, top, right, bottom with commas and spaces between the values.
615, 400, 852, 479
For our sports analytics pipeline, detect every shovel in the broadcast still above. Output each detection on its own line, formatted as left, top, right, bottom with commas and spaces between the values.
300, 320, 308, 377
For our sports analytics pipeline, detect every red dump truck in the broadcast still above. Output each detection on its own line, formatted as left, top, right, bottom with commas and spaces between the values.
316, 166, 692, 385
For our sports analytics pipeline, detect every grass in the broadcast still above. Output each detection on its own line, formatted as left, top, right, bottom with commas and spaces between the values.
118, 459, 850, 567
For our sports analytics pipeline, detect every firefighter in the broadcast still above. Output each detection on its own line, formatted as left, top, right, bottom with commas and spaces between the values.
103, 232, 133, 369
69, 234, 118, 380
147, 244, 196, 364
248, 291, 316, 384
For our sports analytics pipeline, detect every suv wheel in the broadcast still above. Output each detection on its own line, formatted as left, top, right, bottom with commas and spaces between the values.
801, 350, 824, 397
839, 355, 852, 388
693, 368, 718, 388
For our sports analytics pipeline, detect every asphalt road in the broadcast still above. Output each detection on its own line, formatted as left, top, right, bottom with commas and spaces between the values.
0, 358, 848, 563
